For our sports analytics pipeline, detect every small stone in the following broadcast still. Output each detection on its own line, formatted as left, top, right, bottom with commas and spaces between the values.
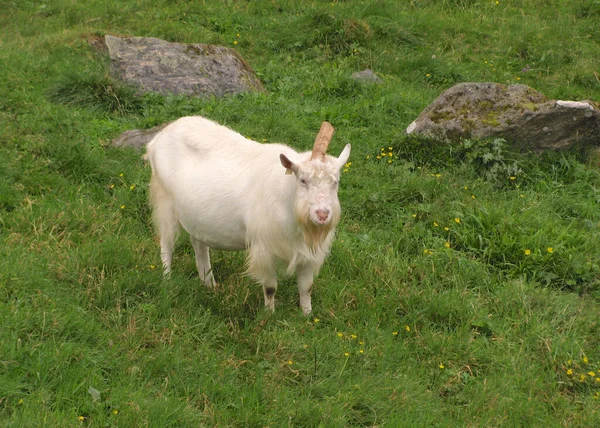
111, 124, 168, 151
351, 69, 383, 84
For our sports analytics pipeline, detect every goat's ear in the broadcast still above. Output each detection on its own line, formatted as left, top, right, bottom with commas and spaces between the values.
280, 154, 298, 175
336, 144, 352, 169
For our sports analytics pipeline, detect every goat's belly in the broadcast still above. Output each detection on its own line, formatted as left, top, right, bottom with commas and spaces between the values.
176, 202, 248, 251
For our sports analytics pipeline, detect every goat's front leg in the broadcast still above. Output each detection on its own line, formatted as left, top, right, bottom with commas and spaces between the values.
296, 264, 315, 315
262, 276, 278, 312
248, 245, 277, 312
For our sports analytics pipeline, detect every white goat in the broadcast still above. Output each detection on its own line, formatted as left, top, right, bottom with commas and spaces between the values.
145, 116, 351, 314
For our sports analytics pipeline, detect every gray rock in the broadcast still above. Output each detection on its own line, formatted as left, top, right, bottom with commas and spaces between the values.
351, 69, 382, 84
111, 123, 168, 150
405, 82, 600, 151
104, 35, 265, 97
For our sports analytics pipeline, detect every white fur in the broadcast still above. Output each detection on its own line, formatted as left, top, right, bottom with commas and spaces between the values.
145, 116, 351, 314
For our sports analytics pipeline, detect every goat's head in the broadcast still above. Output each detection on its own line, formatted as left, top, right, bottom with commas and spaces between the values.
280, 122, 351, 248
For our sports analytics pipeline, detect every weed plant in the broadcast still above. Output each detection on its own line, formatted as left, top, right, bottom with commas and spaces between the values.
1, 0, 600, 426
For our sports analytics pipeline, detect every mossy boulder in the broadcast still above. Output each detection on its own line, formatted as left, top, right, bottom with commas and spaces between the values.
104, 35, 265, 97
406, 82, 600, 151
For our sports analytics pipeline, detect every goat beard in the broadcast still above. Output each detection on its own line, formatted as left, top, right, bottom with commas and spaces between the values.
295, 204, 340, 252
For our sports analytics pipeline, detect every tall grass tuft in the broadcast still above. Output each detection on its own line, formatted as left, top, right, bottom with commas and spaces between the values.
48, 71, 142, 115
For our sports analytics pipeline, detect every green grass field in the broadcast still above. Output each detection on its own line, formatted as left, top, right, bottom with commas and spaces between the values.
2, 0, 600, 426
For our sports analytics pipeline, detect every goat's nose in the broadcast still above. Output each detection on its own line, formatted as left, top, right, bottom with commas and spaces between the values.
316, 209, 330, 222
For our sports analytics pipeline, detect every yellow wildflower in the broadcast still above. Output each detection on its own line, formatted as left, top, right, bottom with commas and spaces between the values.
547, 247, 553, 253
120, 205, 125, 209
583, 356, 589, 364
359, 349, 364, 354
313, 318, 320, 323
524, 249, 531, 256
344, 352, 349, 357
113, 410, 119, 415
454, 218, 461, 224
78, 416, 85, 421
337, 332, 343, 337
350, 334, 357, 339
444, 242, 451, 248
130, 185, 135, 190
509, 176, 516, 180
433, 222, 439, 227
566, 369, 574, 375
589, 371, 596, 377
439, 363, 445, 369
392, 331, 398, 336
110, 184, 115, 189
234, 40, 238, 45
405, 325, 410, 332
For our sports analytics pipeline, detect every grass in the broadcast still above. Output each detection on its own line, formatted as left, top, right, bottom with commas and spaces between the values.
2, 0, 600, 425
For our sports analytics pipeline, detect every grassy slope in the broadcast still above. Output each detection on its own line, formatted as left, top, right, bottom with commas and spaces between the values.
1, 0, 600, 426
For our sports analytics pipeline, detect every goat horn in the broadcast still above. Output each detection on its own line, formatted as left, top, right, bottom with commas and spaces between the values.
310, 121, 335, 161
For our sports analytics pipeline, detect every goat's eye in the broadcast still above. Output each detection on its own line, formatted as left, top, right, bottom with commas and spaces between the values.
300, 178, 308, 186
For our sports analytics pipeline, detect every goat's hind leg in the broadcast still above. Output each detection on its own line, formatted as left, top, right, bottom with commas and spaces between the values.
150, 175, 179, 277
190, 236, 216, 287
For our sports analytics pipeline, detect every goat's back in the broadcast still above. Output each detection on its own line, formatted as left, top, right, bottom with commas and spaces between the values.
146, 116, 302, 251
